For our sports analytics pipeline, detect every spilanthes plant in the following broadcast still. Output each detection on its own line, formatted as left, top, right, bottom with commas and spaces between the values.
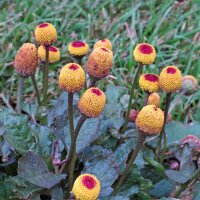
147, 92, 160, 107
35, 22, 57, 105
157, 66, 182, 162
113, 105, 164, 195
122, 42, 157, 133
72, 174, 101, 200
14, 43, 40, 113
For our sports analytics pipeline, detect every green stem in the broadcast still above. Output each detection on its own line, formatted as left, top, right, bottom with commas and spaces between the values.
121, 63, 143, 133
16, 76, 24, 114
67, 93, 75, 193
42, 45, 49, 106
156, 92, 172, 162
112, 132, 146, 196
175, 167, 200, 198
31, 75, 41, 106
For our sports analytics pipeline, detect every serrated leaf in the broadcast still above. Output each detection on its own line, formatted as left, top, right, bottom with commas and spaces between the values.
18, 151, 66, 189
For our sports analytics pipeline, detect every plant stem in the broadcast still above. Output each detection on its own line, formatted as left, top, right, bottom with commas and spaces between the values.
42, 45, 49, 106
67, 93, 75, 192
16, 76, 24, 114
112, 132, 146, 195
175, 167, 200, 198
144, 92, 150, 106
156, 92, 172, 162
121, 63, 143, 133
31, 75, 41, 106
89, 77, 97, 88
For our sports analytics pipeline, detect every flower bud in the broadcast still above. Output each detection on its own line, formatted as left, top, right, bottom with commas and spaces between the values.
58, 63, 85, 93
133, 43, 156, 65
68, 41, 89, 56
147, 92, 160, 107
94, 39, 112, 51
72, 174, 101, 200
181, 75, 198, 95
35, 23, 57, 45
135, 105, 164, 135
86, 47, 113, 79
159, 66, 182, 93
14, 43, 38, 77
78, 87, 106, 118
38, 45, 60, 63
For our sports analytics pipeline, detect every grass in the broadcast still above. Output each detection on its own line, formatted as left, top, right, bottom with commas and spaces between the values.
0, 0, 199, 121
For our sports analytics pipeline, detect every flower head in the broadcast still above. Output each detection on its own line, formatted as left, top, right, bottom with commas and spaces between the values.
135, 105, 164, 135
129, 109, 139, 122
58, 63, 85, 93
147, 92, 160, 107
68, 41, 89, 56
182, 75, 198, 95
133, 43, 156, 65
72, 174, 101, 200
86, 47, 113, 79
94, 39, 112, 51
38, 45, 60, 63
14, 43, 38, 77
158, 66, 182, 93
139, 74, 159, 92
78, 87, 106, 118
35, 23, 57, 45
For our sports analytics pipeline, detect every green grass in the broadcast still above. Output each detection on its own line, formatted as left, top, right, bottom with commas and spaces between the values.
0, 0, 199, 120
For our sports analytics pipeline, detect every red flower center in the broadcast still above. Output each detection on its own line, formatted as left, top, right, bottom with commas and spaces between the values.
101, 39, 106, 42
139, 43, 153, 54
91, 88, 102, 96
69, 64, 79, 71
82, 175, 96, 190
71, 41, 85, 48
39, 23, 49, 28
101, 48, 109, 52
167, 67, 177, 74
49, 46, 58, 52
144, 74, 158, 82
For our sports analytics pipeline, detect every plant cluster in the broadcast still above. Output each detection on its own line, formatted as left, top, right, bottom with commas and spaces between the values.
0, 20, 199, 200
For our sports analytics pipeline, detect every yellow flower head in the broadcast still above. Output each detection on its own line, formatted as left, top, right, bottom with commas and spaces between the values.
72, 174, 101, 200
159, 66, 182, 93
14, 43, 38, 77
58, 63, 85, 93
38, 45, 60, 63
86, 47, 113, 79
135, 105, 164, 135
94, 39, 112, 51
139, 74, 159, 93
182, 75, 198, 95
35, 23, 57, 45
133, 43, 156, 65
78, 87, 106, 118
147, 92, 160, 108
68, 41, 89, 56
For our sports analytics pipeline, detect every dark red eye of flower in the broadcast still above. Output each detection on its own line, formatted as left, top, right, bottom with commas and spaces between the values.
71, 41, 85, 47
101, 48, 109, 52
139, 43, 153, 54
101, 39, 106, 42
144, 74, 158, 82
69, 64, 79, 71
49, 46, 58, 52
39, 23, 49, 28
167, 67, 177, 74
82, 175, 96, 190
91, 88, 102, 96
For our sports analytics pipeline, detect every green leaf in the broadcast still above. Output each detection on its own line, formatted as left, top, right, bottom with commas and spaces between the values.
166, 121, 200, 144
18, 151, 66, 189
149, 179, 175, 198
164, 170, 189, 183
